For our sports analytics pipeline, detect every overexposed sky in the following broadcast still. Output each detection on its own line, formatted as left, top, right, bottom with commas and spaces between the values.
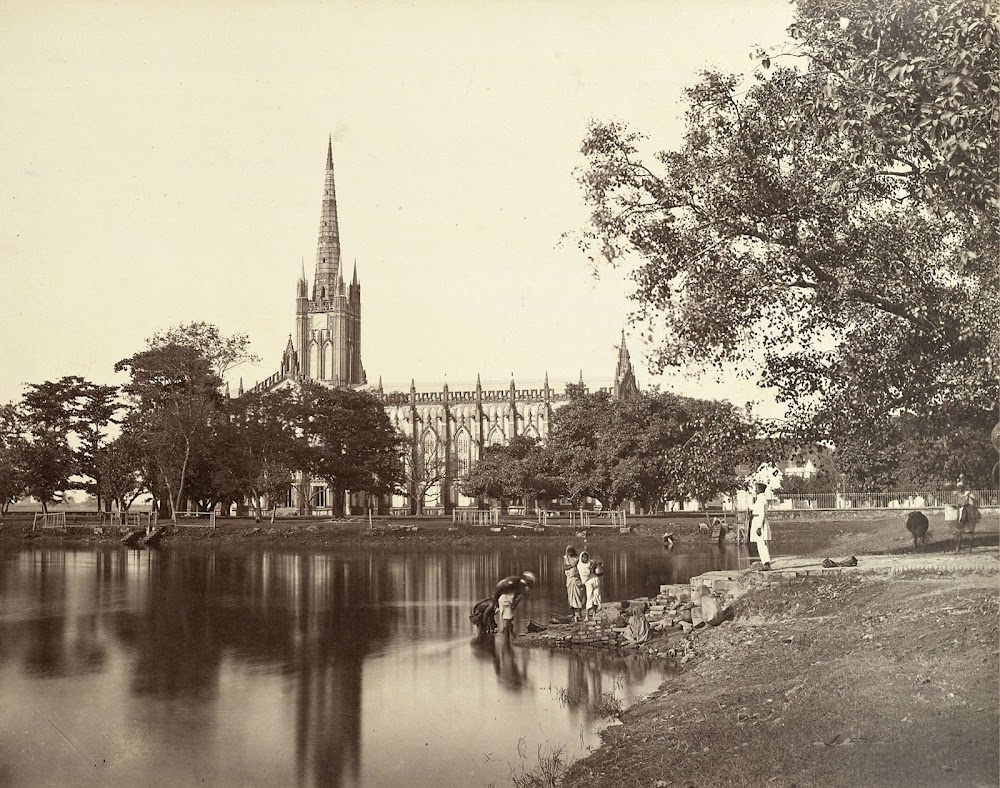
1, 0, 794, 413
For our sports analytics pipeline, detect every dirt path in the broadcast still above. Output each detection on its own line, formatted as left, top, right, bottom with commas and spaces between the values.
561, 548, 999, 788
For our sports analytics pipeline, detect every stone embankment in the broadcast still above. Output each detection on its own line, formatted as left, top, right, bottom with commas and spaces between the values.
517, 551, 1000, 660
518, 567, 746, 661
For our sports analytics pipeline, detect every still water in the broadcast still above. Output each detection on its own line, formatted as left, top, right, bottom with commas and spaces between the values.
0, 542, 739, 786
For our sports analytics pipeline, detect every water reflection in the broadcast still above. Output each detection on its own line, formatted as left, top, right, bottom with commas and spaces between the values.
0, 543, 731, 786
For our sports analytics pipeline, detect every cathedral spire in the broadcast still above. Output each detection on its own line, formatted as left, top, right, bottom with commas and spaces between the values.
614, 330, 640, 399
313, 136, 342, 300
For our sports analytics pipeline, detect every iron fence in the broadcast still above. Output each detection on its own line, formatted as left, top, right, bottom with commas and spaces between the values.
773, 489, 998, 510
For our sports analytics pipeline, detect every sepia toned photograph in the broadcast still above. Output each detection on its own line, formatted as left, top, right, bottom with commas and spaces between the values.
1, 1, 997, 786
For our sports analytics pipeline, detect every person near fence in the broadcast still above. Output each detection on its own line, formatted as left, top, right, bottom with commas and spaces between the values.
749, 481, 773, 570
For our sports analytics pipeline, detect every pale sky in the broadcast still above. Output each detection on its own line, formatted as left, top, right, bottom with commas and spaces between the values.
1, 0, 794, 415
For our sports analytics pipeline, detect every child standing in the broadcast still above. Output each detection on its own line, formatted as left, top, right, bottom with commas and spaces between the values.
584, 561, 603, 621
497, 590, 516, 635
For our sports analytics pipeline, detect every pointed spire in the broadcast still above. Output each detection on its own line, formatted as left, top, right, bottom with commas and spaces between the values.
238, 377, 244, 397
578, 369, 585, 385
352, 259, 358, 286
224, 381, 231, 398
614, 329, 639, 400
476, 373, 482, 389
313, 136, 342, 299
377, 375, 383, 392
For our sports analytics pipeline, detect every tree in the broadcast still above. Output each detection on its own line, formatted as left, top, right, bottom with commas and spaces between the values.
15, 376, 122, 510
404, 430, 454, 515
460, 435, 559, 513
228, 389, 303, 521
575, 21, 997, 468
115, 343, 225, 519
94, 433, 148, 512
773, 0, 999, 212
0, 404, 26, 514
149, 321, 260, 379
544, 387, 758, 510
296, 383, 404, 516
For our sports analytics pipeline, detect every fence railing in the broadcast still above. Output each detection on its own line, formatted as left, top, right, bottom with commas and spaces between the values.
773, 489, 998, 510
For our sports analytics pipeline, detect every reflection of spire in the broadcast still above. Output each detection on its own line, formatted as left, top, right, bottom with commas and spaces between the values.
614, 330, 640, 399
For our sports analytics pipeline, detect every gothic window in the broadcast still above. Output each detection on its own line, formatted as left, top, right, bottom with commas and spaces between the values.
488, 426, 504, 446
455, 429, 472, 477
420, 429, 439, 478
309, 342, 320, 379
523, 423, 538, 440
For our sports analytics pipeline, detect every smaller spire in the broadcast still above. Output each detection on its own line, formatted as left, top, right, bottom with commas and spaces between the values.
410, 378, 416, 392
238, 378, 244, 397
578, 369, 585, 385
377, 375, 383, 392
326, 134, 333, 169
352, 259, 358, 286
476, 373, 482, 389
224, 381, 231, 398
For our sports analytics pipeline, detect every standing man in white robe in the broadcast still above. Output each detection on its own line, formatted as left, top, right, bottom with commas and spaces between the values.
749, 481, 773, 570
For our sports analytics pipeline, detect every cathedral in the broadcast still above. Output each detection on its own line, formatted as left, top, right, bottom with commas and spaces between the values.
250, 139, 639, 514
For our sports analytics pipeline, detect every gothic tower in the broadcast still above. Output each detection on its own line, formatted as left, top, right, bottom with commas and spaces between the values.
613, 330, 640, 399
292, 138, 366, 387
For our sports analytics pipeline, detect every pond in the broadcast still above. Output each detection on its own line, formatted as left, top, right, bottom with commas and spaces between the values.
0, 541, 741, 786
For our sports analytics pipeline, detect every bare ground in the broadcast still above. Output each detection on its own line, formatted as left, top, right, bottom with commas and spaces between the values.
561, 518, 1000, 788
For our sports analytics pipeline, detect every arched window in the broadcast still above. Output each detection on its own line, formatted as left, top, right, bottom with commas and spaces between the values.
488, 426, 504, 446
455, 429, 472, 477
420, 429, 439, 478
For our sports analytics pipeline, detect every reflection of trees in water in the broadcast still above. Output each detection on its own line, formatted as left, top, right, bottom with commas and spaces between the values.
107, 549, 392, 787
0, 550, 108, 678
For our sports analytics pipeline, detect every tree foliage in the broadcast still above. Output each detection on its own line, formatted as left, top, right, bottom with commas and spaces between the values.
575, 2, 997, 479
115, 343, 225, 518
460, 435, 560, 511
778, 0, 998, 211
297, 383, 404, 514
555, 389, 761, 508
149, 321, 260, 379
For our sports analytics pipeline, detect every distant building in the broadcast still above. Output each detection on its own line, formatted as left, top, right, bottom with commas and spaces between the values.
248, 140, 638, 514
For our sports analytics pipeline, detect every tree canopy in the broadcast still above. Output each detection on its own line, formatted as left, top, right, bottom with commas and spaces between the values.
575, 0, 997, 483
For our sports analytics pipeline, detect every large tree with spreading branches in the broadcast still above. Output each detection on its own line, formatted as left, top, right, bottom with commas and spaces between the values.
575, 0, 997, 486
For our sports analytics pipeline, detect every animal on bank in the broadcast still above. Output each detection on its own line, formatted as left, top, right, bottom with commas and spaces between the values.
954, 494, 982, 553
905, 510, 929, 550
